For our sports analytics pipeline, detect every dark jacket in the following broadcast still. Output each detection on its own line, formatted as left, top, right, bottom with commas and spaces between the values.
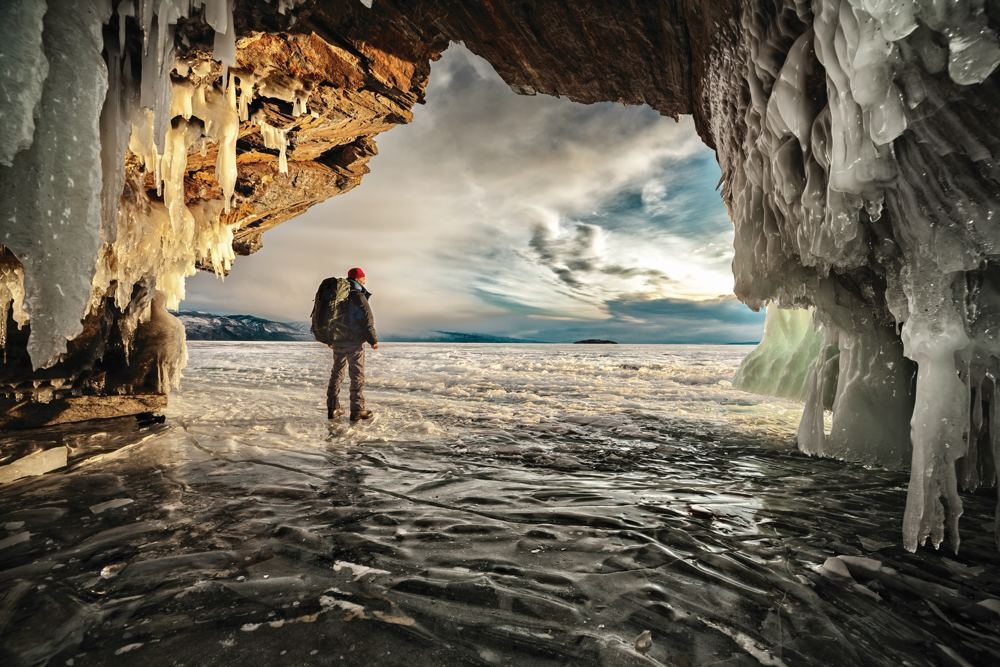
341, 279, 378, 348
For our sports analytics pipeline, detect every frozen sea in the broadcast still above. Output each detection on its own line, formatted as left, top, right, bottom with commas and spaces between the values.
1, 342, 999, 666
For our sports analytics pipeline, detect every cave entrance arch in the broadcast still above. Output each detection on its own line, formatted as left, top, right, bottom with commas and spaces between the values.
184, 43, 757, 348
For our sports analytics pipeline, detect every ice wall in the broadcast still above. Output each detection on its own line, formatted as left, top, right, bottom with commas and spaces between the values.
721, 0, 1000, 550
0, 0, 49, 167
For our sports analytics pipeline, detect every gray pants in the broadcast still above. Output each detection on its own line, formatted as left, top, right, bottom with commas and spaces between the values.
327, 345, 365, 414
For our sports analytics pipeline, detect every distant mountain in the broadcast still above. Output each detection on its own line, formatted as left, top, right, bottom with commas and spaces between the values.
177, 311, 312, 341
383, 330, 540, 344
574, 339, 618, 344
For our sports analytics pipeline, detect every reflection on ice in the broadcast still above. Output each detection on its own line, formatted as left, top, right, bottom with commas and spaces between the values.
0, 343, 997, 665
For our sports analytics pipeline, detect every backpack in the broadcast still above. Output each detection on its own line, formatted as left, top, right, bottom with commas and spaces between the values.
310, 277, 352, 345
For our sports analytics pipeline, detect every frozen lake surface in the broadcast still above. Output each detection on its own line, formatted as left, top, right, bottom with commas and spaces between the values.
2, 342, 999, 666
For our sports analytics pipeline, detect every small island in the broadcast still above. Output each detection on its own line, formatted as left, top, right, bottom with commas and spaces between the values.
573, 339, 618, 344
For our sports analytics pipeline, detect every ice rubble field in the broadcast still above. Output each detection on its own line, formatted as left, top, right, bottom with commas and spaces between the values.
2, 342, 1000, 666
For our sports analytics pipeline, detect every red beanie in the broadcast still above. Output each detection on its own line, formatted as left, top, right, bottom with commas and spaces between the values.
347, 267, 365, 280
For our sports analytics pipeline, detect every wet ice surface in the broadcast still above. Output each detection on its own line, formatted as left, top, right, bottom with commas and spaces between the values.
2, 343, 999, 666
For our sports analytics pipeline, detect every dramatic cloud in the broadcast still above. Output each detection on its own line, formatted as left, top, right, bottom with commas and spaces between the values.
184, 44, 764, 343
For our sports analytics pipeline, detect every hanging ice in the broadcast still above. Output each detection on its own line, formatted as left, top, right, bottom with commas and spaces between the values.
0, 0, 243, 370
727, 0, 1000, 550
0, 0, 49, 167
0, 0, 111, 369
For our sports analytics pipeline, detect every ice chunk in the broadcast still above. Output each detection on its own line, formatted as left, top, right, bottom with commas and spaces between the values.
0, 531, 30, 551
89, 498, 134, 514
817, 556, 853, 578
947, 25, 1000, 85
0, 446, 68, 484
333, 561, 390, 580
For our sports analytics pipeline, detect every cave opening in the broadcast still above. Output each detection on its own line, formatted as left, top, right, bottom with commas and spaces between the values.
183, 43, 763, 347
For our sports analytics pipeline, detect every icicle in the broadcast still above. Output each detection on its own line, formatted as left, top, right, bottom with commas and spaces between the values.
118, 0, 134, 58
138, 17, 174, 154
219, 76, 239, 209
209, 0, 237, 68
255, 113, 289, 175
275, 0, 306, 15
236, 72, 256, 122
256, 77, 312, 117
100, 22, 141, 249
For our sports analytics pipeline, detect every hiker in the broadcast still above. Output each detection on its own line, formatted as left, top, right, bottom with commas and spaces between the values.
324, 267, 379, 421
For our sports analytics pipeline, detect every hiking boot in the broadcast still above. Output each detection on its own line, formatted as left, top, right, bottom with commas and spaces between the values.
328, 407, 344, 419
350, 410, 373, 422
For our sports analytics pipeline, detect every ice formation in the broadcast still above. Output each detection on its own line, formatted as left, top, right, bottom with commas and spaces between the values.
1, 0, 295, 395
0, 0, 111, 369
726, 0, 1000, 551
0, 0, 999, 553
255, 114, 289, 174
0, 0, 49, 168
733, 307, 824, 402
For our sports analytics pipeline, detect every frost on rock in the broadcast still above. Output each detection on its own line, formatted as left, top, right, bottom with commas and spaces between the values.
723, 0, 1000, 550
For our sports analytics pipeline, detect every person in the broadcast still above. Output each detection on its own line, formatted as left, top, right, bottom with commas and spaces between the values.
327, 267, 379, 421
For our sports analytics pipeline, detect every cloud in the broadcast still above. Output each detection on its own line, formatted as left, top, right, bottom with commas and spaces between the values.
184, 44, 762, 343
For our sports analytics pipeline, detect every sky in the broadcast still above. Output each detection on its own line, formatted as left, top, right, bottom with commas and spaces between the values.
183, 44, 765, 343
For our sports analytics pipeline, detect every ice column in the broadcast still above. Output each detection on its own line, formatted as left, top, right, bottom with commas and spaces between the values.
900, 269, 972, 551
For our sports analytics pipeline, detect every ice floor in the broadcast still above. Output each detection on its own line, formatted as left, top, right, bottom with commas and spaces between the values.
1, 343, 998, 666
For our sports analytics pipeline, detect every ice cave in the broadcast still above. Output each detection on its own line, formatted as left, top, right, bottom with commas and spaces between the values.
2, 0, 1000, 564
0, 0, 1000, 664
